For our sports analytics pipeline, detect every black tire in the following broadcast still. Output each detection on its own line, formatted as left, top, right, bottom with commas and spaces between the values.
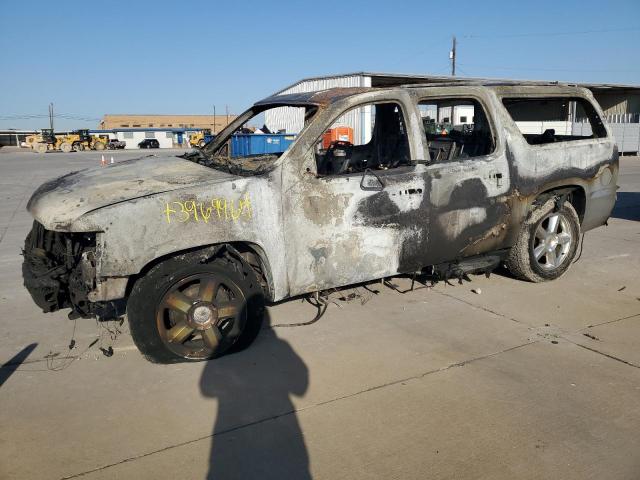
506, 199, 580, 282
127, 250, 265, 363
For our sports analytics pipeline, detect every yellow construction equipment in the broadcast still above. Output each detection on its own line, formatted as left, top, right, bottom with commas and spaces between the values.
189, 129, 213, 148
24, 133, 46, 152
28, 129, 108, 153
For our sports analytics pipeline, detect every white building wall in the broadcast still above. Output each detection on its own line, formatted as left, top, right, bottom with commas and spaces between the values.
453, 105, 475, 124
265, 75, 373, 144
115, 130, 174, 149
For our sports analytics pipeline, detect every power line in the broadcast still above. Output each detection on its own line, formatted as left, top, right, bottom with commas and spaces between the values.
462, 26, 640, 39
0, 113, 100, 121
457, 62, 640, 74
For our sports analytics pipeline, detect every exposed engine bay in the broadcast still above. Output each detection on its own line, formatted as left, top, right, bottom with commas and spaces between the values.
22, 221, 103, 319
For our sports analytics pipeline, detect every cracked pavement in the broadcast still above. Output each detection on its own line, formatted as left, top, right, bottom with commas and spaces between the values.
1, 149, 639, 479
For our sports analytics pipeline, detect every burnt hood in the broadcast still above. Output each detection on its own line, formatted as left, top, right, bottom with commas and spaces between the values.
27, 154, 235, 231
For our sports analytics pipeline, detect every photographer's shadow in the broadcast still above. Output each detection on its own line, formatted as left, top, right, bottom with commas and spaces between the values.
200, 305, 311, 480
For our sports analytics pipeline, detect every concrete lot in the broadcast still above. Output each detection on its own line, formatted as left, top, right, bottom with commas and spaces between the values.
0, 147, 639, 480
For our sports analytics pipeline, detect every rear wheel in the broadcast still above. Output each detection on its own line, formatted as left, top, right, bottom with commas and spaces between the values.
35, 143, 47, 154
74, 143, 85, 151
128, 252, 265, 363
506, 199, 580, 282
60, 142, 72, 153
198, 139, 206, 148
94, 141, 105, 151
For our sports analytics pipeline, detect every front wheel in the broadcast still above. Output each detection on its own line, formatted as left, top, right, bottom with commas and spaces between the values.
127, 252, 265, 363
506, 199, 580, 282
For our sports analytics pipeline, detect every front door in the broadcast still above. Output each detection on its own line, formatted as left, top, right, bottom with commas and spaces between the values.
282, 100, 429, 296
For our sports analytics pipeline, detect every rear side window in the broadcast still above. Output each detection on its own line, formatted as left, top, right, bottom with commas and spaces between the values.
419, 98, 495, 163
502, 97, 607, 145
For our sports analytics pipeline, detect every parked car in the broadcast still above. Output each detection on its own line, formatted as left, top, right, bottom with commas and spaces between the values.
22, 78, 618, 363
138, 139, 159, 149
106, 139, 126, 150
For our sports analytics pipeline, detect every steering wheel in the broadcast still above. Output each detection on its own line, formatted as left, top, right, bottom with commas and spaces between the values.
324, 140, 354, 174
326, 140, 353, 155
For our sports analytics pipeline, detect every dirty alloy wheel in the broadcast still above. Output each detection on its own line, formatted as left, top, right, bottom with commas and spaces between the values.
127, 253, 265, 363
506, 199, 580, 282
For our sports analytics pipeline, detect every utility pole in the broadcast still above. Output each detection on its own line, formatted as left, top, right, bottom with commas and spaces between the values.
450, 36, 456, 76
49, 103, 54, 131
225, 105, 229, 128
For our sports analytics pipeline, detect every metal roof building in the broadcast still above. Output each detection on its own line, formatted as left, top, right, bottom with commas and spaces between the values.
264, 72, 640, 153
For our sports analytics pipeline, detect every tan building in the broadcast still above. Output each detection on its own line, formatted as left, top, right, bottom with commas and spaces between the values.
98, 114, 237, 132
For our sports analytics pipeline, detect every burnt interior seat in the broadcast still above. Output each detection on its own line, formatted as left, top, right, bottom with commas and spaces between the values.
428, 138, 457, 162
527, 128, 557, 145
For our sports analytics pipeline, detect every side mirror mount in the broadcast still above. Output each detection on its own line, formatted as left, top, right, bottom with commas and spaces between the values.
360, 168, 385, 191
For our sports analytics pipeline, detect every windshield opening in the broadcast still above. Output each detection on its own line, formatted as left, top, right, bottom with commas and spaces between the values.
183, 104, 318, 176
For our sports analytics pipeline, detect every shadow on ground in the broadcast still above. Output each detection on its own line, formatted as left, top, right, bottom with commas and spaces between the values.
611, 192, 640, 221
200, 304, 311, 480
0, 343, 37, 388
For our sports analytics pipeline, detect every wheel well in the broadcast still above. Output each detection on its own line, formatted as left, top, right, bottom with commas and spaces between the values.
536, 185, 586, 224
125, 242, 274, 301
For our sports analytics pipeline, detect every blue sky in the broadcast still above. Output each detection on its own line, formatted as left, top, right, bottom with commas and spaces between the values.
1, 0, 639, 130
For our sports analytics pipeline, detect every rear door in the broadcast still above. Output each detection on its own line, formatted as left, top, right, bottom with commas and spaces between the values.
416, 90, 514, 264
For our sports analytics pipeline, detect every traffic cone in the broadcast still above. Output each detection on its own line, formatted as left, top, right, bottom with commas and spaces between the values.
110, 156, 114, 164
101, 154, 106, 166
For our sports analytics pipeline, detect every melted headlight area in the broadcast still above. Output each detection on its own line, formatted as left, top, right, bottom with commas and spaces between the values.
22, 221, 101, 319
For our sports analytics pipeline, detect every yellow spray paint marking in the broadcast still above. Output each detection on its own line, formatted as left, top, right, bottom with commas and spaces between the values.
164, 194, 253, 224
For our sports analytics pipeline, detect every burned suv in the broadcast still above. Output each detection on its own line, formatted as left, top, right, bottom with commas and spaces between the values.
23, 79, 618, 363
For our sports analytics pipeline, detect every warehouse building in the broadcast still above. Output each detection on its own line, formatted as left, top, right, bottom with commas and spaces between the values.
0, 129, 37, 147
265, 72, 640, 154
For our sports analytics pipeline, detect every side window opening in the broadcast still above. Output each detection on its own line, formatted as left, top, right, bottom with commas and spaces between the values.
418, 98, 495, 163
315, 102, 411, 176
502, 97, 607, 145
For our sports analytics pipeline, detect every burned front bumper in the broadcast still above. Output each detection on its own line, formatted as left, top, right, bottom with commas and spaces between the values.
22, 221, 124, 319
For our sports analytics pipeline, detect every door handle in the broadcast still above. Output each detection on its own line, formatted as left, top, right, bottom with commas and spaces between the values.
490, 171, 503, 187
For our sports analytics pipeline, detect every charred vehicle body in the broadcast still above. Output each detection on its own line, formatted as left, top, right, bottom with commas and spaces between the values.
23, 78, 618, 363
